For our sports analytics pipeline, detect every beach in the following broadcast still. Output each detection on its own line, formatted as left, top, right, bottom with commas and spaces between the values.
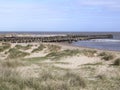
0, 42, 120, 90
0, 0, 120, 89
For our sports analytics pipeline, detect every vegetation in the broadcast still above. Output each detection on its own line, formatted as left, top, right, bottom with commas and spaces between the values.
0, 59, 86, 90
46, 44, 61, 52
82, 49, 97, 57
98, 52, 114, 61
7, 48, 29, 59
23, 57, 47, 63
113, 58, 120, 66
15, 44, 32, 50
0, 71, 86, 90
0, 43, 119, 90
98, 52, 107, 57
83, 62, 103, 66
0, 43, 11, 52
45, 49, 97, 60
0, 60, 24, 68
86, 77, 120, 90
102, 55, 114, 61
0, 57, 119, 90
46, 49, 80, 60
32, 44, 45, 53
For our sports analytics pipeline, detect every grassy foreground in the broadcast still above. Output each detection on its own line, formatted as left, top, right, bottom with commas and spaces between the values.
0, 43, 120, 90
0, 60, 86, 90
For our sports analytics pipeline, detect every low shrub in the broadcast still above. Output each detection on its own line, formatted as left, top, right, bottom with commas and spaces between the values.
98, 52, 107, 57
113, 58, 120, 66
102, 54, 114, 61
98, 52, 114, 61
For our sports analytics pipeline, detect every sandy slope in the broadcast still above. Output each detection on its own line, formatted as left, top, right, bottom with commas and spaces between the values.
54, 56, 101, 69
0, 42, 119, 69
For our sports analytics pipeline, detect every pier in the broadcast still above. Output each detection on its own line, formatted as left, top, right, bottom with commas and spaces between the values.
0, 34, 113, 43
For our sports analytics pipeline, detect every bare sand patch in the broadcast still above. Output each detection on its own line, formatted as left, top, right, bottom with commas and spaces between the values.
54, 56, 101, 69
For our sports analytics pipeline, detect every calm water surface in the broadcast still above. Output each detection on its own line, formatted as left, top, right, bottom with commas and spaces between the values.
71, 32, 120, 51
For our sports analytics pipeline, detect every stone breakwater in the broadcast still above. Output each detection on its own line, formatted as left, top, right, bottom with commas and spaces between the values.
0, 34, 113, 43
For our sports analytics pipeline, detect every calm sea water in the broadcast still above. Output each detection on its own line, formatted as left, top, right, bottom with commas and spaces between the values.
0, 32, 120, 51
71, 32, 120, 51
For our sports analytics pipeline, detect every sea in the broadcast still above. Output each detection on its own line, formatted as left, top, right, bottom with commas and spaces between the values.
71, 32, 120, 51
0, 32, 120, 51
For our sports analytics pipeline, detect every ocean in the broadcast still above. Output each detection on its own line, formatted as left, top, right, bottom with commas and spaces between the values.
0, 32, 120, 51
71, 32, 120, 51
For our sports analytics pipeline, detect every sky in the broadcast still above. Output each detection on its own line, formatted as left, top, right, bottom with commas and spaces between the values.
0, 0, 120, 32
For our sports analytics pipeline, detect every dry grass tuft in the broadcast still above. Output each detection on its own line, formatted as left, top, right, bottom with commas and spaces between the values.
0, 60, 24, 68
0, 62, 86, 90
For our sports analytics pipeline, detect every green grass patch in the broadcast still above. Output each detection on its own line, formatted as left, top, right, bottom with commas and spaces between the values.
45, 49, 80, 60
23, 57, 47, 63
83, 62, 103, 66
51, 66, 70, 71
45, 49, 97, 60
0, 43, 11, 52
32, 44, 45, 53
54, 62, 70, 64
7, 48, 30, 59
15, 44, 32, 50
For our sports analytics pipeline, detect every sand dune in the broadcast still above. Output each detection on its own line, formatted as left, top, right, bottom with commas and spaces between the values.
0, 42, 120, 90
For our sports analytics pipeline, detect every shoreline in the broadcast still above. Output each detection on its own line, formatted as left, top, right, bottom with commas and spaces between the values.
57, 42, 120, 53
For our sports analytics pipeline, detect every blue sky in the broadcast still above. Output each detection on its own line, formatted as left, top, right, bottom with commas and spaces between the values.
0, 0, 120, 32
